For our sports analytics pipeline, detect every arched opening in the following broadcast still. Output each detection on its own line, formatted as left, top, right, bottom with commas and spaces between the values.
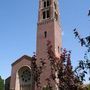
43, 0, 50, 8
44, 31, 47, 38
43, 9, 50, 19
18, 66, 31, 90
58, 46, 59, 53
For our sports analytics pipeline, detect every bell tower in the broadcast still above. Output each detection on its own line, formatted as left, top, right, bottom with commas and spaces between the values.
36, 0, 62, 89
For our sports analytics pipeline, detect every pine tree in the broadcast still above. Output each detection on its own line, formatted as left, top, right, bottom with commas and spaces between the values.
0, 76, 4, 90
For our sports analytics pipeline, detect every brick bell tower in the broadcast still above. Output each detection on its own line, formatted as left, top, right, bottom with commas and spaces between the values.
36, 0, 62, 89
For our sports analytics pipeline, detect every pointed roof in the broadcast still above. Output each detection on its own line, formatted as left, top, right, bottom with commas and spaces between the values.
12, 55, 32, 66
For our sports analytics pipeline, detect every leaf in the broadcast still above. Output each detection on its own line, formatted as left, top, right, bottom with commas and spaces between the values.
83, 71, 87, 74
80, 38, 86, 46
88, 10, 90, 16
73, 28, 79, 38
86, 36, 90, 45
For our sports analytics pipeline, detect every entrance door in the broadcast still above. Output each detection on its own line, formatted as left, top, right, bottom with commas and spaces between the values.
18, 66, 31, 90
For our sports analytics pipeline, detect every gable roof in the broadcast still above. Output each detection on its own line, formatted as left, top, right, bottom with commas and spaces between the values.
12, 55, 32, 66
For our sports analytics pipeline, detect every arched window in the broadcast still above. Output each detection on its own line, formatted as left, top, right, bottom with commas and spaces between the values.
44, 31, 47, 38
58, 46, 59, 53
18, 66, 31, 90
42, 0, 50, 20
43, 11, 46, 19
43, 0, 46, 8
43, 9, 50, 19
47, 10, 50, 18
47, 0, 50, 7
43, 0, 50, 8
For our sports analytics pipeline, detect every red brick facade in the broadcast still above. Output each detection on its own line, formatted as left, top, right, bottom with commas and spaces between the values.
6, 0, 62, 90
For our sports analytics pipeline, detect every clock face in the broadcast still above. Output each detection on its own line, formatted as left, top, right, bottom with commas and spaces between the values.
20, 69, 31, 83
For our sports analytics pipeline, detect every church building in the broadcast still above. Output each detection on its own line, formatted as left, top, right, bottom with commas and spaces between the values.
5, 0, 62, 90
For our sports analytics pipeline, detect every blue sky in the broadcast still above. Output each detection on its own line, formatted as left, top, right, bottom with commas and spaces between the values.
0, 0, 90, 82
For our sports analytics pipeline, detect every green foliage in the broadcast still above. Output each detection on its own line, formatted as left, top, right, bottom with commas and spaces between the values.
87, 84, 90, 90
0, 76, 4, 90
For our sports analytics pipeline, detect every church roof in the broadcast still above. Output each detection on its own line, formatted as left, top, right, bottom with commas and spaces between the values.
12, 55, 32, 66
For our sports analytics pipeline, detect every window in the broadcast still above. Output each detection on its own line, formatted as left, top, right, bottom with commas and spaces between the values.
20, 69, 31, 83
43, 0, 50, 8
43, 9, 50, 19
58, 46, 59, 53
47, 10, 50, 18
43, 11, 46, 19
44, 1, 46, 8
44, 31, 47, 38
47, 0, 50, 7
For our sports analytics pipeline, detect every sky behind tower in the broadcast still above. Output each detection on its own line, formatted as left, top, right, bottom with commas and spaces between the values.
0, 0, 90, 83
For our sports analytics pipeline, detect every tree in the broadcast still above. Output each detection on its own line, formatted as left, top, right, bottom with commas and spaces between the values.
73, 27, 90, 83
86, 84, 90, 90
73, 9, 90, 83
47, 41, 82, 90
29, 9, 90, 90
0, 76, 4, 90
88, 10, 90, 16
31, 41, 82, 90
